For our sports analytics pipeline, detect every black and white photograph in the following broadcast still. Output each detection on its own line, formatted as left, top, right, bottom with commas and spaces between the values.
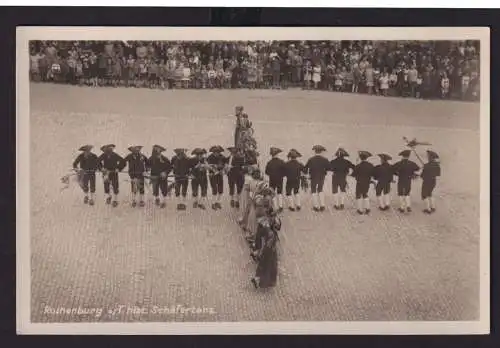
16, 27, 490, 334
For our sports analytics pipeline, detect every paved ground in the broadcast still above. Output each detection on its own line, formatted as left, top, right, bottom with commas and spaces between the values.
29, 83, 480, 322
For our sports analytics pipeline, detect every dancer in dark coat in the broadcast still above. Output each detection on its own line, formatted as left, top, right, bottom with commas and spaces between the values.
392, 149, 420, 213
373, 153, 394, 211
97, 144, 123, 207
72, 145, 99, 205
148, 145, 172, 208
329, 147, 354, 210
304, 145, 330, 212
352, 151, 374, 215
265, 147, 285, 212
122, 145, 149, 207
421, 150, 441, 214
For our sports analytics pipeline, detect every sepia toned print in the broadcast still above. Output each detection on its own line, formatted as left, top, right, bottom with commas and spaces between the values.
17, 27, 489, 335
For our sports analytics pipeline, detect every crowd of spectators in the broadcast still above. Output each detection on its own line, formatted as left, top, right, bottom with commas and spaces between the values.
29, 40, 480, 101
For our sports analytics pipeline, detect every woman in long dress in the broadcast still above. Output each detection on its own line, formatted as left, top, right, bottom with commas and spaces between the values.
238, 166, 261, 237
251, 210, 279, 289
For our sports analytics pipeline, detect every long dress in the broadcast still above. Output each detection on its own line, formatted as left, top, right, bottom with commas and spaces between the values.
254, 216, 278, 288
239, 175, 255, 226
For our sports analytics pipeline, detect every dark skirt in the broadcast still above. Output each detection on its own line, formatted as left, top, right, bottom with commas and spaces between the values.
256, 246, 278, 288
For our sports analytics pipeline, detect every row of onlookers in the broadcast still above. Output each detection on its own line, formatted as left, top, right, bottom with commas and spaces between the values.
29, 40, 480, 101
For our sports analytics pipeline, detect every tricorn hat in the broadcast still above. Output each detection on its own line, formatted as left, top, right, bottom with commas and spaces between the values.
312, 145, 327, 153
152, 144, 166, 152
287, 149, 302, 158
191, 148, 207, 155
426, 150, 439, 160
78, 145, 93, 152
128, 145, 143, 152
209, 145, 224, 153
358, 151, 372, 160
399, 149, 411, 157
378, 153, 393, 161
270, 147, 283, 157
100, 144, 116, 152
335, 147, 349, 157
174, 148, 187, 155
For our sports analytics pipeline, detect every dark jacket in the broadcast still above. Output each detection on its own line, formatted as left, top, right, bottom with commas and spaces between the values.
372, 163, 393, 184
283, 159, 305, 181
352, 161, 375, 183
98, 152, 124, 171
73, 152, 100, 172
305, 155, 330, 178
421, 161, 441, 183
207, 153, 228, 175
123, 152, 149, 175
171, 155, 191, 178
329, 157, 355, 177
148, 154, 172, 176
392, 159, 420, 182
265, 158, 285, 181
227, 154, 246, 176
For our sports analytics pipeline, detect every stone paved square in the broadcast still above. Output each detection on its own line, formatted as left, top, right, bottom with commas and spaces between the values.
29, 83, 480, 322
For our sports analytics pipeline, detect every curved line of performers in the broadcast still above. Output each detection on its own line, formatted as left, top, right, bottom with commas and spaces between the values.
72, 143, 441, 215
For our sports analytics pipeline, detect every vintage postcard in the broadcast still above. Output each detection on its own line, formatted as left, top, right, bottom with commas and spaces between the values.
16, 27, 490, 334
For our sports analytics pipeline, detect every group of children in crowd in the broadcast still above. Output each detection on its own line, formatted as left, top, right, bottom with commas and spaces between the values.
30, 40, 480, 101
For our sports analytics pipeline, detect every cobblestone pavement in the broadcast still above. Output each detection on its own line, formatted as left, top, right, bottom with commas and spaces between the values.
29, 84, 480, 322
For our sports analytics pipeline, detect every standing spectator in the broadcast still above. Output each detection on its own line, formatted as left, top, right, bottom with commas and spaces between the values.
326, 60, 336, 91
30, 50, 43, 82
75, 57, 83, 86
344, 67, 353, 93
98, 52, 108, 86
182, 62, 191, 89
440, 72, 450, 99
124, 54, 135, 87
89, 52, 99, 87
352, 63, 362, 93
303, 60, 312, 89
208, 63, 216, 89
415, 73, 423, 98
271, 55, 281, 89
247, 58, 257, 89
312, 63, 322, 90
365, 63, 374, 95
293, 50, 303, 86
334, 68, 343, 92
408, 64, 418, 97
379, 70, 390, 97
148, 59, 159, 89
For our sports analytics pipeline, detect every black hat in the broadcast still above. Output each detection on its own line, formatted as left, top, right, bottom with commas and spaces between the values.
426, 150, 439, 160
251, 168, 262, 179
128, 145, 143, 152
378, 153, 392, 161
399, 150, 411, 157
235, 105, 244, 111
174, 148, 187, 155
78, 145, 93, 151
270, 147, 282, 157
312, 145, 327, 153
152, 144, 166, 152
100, 144, 116, 152
335, 147, 349, 157
191, 148, 207, 155
358, 151, 372, 160
209, 145, 224, 153
287, 149, 302, 158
